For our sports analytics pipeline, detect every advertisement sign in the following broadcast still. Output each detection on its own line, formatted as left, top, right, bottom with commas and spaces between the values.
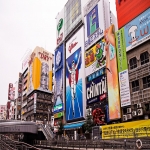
27, 47, 53, 95
124, 8, 150, 51
56, 8, 64, 46
105, 24, 121, 120
54, 112, 63, 119
116, 29, 131, 107
86, 75, 106, 105
54, 44, 64, 113
66, 27, 86, 121
65, 0, 82, 36
33, 93, 37, 113
102, 119, 150, 139
84, 0, 105, 50
8, 83, 15, 101
85, 39, 106, 77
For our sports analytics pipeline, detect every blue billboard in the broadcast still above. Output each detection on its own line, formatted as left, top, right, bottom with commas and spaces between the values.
124, 8, 150, 51
86, 75, 106, 105
66, 47, 83, 121
54, 44, 64, 114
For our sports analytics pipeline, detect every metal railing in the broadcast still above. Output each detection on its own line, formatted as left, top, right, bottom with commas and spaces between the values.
0, 134, 41, 150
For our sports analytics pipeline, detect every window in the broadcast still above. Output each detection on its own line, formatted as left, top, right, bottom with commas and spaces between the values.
140, 51, 149, 65
129, 57, 137, 70
143, 75, 150, 89
132, 80, 139, 92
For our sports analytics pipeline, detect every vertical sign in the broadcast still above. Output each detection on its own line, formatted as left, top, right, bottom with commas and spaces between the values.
116, 28, 131, 107
34, 93, 37, 113
104, 24, 121, 120
84, 0, 105, 50
56, 8, 64, 46
66, 27, 86, 121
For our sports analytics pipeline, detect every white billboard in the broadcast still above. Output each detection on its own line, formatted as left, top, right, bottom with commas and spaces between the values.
56, 8, 64, 47
84, 0, 110, 50
65, 26, 86, 121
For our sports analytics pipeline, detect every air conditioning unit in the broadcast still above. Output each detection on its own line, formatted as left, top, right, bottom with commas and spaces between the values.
127, 114, 132, 119
123, 115, 127, 121
137, 103, 142, 108
137, 108, 143, 116
127, 108, 131, 113
132, 111, 137, 117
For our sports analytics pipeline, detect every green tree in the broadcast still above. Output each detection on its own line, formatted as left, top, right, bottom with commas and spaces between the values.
57, 120, 64, 135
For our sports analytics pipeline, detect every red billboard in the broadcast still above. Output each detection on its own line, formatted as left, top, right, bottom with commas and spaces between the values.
116, 0, 150, 29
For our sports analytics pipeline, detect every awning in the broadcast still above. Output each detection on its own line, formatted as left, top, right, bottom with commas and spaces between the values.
63, 122, 85, 130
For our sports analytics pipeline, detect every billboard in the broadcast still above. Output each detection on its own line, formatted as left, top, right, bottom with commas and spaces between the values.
56, 8, 64, 46
102, 119, 150, 139
8, 83, 15, 101
84, 0, 105, 50
104, 24, 121, 120
124, 8, 150, 51
86, 75, 106, 105
65, 0, 82, 36
27, 47, 53, 95
85, 39, 106, 77
116, 28, 131, 107
54, 44, 64, 114
116, 0, 150, 29
66, 27, 86, 121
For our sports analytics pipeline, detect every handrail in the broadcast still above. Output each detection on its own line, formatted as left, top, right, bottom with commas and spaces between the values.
46, 124, 54, 138
39, 124, 50, 140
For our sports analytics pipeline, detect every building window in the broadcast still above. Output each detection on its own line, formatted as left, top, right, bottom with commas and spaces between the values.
132, 80, 139, 92
129, 57, 137, 70
140, 51, 149, 65
143, 75, 150, 89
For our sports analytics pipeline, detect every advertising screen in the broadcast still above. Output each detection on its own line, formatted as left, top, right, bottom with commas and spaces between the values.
27, 47, 53, 95
86, 75, 106, 105
102, 119, 150, 139
54, 44, 64, 113
8, 83, 15, 101
124, 8, 150, 52
66, 27, 86, 121
85, 39, 106, 77
116, 28, 131, 107
84, 0, 105, 50
56, 8, 64, 47
104, 24, 121, 120
65, 0, 82, 37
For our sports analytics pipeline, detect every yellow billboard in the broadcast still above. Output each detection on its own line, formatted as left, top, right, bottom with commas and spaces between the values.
102, 120, 150, 139
27, 46, 53, 95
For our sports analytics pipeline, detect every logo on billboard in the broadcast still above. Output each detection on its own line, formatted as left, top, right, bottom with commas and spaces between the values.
87, 5, 99, 37
56, 51, 61, 66
68, 42, 78, 53
57, 18, 63, 36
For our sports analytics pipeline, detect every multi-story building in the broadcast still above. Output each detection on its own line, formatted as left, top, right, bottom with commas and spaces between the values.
0, 105, 7, 120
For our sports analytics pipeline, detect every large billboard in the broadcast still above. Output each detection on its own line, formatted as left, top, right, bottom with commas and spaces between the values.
56, 8, 64, 47
116, 28, 131, 107
54, 44, 64, 114
86, 75, 106, 105
8, 83, 15, 101
116, 0, 150, 29
85, 39, 106, 77
65, 0, 82, 36
104, 25, 121, 120
124, 8, 150, 52
66, 27, 86, 121
84, 0, 105, 50
102, 119, 150, 139
27, 47, 53, 95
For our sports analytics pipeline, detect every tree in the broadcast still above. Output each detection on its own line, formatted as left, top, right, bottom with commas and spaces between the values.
57, 120, 64, 135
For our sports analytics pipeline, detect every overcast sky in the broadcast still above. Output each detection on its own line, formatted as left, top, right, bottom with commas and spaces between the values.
0, 0, 116, 105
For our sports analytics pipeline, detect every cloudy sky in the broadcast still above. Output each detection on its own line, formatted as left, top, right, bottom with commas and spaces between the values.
0, 0, 116, 105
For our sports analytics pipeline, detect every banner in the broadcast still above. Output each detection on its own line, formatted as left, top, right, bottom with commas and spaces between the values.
85, 39, 106, 77
116, 28, 131, 107
66, 27, 86, 121
56, 8, 64, 46
84, 0, 105, 50
102, 119, 150, 139
8, 83, 15, 101
124, 8, 150, 51
54, 44, 64, 113
86, 75, 106, 105
104, 24, 121, 120
27, 47, 53, 95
